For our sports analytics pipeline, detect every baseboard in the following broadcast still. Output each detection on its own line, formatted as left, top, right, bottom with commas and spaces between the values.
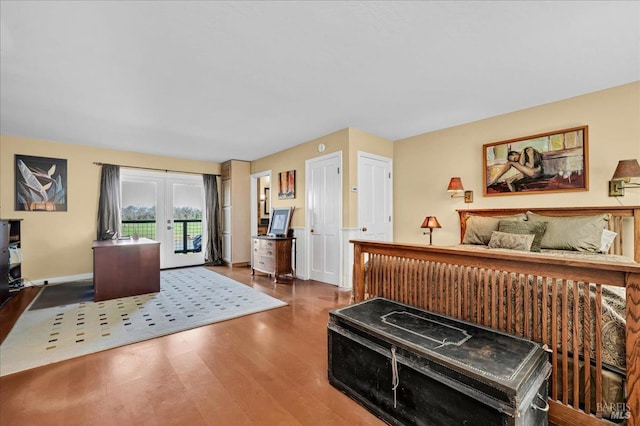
30, 273, 93, 286
222, 261, 250, 268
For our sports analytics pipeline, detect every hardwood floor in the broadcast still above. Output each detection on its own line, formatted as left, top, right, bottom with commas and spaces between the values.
0, 266, 384, 426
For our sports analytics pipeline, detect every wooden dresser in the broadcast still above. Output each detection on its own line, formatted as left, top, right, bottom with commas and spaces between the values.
251, 236, 295, 283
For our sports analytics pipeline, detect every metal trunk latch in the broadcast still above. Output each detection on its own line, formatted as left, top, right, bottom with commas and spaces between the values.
391, 345, 399, 408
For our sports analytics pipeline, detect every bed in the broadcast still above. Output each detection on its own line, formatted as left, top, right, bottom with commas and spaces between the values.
350, 206, 640, 426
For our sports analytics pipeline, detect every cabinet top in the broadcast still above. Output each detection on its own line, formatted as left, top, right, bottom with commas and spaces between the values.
92, 237, 159, 248
252, 235, 294, 241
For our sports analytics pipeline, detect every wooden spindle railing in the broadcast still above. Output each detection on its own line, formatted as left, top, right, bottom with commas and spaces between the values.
351, 240, 640, 425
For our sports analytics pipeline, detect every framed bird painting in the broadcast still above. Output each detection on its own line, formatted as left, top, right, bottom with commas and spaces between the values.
15, 154, 67, 211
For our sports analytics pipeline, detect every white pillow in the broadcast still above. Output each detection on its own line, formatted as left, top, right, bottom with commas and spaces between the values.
600, 229, 617, 253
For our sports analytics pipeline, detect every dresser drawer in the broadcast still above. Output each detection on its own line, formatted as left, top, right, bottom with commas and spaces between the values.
253, 254, 275, 272
254, 238, 276, 256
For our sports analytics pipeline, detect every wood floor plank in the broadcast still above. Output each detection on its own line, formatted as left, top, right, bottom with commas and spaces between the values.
0, 266, 382, 425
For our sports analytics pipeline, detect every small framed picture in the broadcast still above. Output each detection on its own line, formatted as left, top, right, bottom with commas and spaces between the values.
278, 170, 295, 199
268, 207, 294, 237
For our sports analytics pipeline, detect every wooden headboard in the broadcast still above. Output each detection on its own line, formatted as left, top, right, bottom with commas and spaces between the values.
457, 206, 640, 262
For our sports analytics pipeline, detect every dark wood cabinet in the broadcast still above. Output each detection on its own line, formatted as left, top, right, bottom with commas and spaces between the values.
0, 221, 10, 307
92, 238, 160, 301
251, 236, 295, 283
1, 219, 23, 308
7, 220, 23, 291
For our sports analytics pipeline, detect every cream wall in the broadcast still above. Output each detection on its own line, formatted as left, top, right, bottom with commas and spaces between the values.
394, 82, 640, 246
3, 82, 636, 281
0, 135, 220, 281
250, 128, 350, 228
250, 127, 394, 229
250, 127, 393, 286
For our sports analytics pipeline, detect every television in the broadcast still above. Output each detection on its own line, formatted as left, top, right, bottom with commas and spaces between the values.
267, 207, 294, 237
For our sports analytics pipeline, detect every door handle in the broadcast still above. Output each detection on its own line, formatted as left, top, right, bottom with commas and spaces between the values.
310, 229, 314, 233
361, 227, 367, 232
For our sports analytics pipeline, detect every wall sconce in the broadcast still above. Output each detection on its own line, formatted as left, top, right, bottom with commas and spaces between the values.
447, 177, 473, 203
420, 216, 441, 245
608, 159, 640, 196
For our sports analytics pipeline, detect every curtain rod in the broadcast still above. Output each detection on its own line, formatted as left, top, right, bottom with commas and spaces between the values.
93, 162, 221, 177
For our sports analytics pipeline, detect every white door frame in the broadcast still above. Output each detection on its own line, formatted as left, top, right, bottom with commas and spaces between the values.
250, 170, 272, 239
305, 151, 343, 286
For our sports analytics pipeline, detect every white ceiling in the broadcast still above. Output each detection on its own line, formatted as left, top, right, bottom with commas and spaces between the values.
1, 1, 638, 163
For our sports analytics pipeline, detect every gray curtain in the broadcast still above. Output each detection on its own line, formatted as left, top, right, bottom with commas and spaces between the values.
96, 165, 121, 240
203, 174, 223, 265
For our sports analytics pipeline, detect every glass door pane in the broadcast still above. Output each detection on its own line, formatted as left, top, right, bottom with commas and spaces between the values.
171, 183, 204, 254
121, 180, 157, 240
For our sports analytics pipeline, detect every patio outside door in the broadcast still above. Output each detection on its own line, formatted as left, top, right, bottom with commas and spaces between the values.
121, 169, 205, 269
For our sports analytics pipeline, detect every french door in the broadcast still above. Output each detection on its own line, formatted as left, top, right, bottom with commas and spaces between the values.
120, 169, 205, 269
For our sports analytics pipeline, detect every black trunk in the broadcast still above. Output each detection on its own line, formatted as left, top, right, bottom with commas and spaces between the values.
328, 298, 551, 426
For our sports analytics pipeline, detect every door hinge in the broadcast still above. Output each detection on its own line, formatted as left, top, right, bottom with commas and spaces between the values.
389, 216, 392, 222
388, 172, 391, 179
337, 167, 340, 174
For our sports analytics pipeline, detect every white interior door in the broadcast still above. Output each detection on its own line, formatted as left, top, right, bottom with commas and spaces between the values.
306, 152, 341, 286
358, 151, 392, 241
121, 170, 205, 269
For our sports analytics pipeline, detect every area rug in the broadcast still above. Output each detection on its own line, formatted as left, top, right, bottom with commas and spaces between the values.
28, 280, 94, 310
0, 267, 287, 376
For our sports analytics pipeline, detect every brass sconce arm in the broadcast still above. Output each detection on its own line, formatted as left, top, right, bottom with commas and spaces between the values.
608, 159, 640, 197
447, 177, 473, 203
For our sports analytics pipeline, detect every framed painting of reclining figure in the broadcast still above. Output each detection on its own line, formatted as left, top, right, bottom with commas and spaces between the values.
483, 125, 588, 196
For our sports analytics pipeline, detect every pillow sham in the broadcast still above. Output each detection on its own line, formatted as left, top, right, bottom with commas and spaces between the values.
488, 231, 535, 252
525, 212, 610, 252
462, 214, 527, 245
600, 229, 617, 253
497, 220, 547, 252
